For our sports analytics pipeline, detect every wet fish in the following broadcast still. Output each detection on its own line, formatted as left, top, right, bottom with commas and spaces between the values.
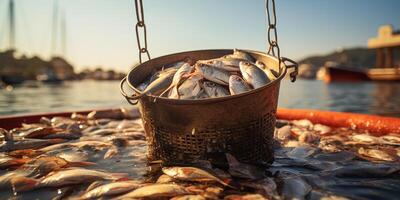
0, 156, 29, 170
0, 171, 29, 190
380, 134, 400, 146
228, 75, 251, 95
350, 134, 379, 145
291, 119, 314, 130
0, 138, 66, 152
87, 109, 124, 120
157, 174, 175, 183
8, 149, 44, 158
142, 67, 178, 96
162, 167, 230, 187
12, 168, 127, 192
160, 63, 194, 97
203, 81, 229, 98
197, 57, 242, 72
313, 124, 332, 135
177, 74, 203, 99
224, 49, 255, 63
195, 64, 230, 85
239, 61, 270, 89
255, 60, 278, 80
275, 125, 292, 142
80, 180, 141, 199
358, 147, 397, 162
24, 156, 95, 178
298, 131, 320, 144
117, 183, 188, 199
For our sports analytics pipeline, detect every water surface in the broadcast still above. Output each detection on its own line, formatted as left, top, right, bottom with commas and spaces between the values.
1, 79, 399, 117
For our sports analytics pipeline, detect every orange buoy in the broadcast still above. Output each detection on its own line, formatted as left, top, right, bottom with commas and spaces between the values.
277, 108, 400, 136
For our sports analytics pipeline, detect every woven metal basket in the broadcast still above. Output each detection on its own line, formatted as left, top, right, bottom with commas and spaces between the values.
120, 49, 297, 164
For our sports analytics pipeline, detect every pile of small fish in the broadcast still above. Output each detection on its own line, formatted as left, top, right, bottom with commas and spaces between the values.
1, 109, 400, 199
137, 49, 278, 99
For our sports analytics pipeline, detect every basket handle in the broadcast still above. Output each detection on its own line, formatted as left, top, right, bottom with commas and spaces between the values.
281, 57, 298, 82
120, 77, 141, 105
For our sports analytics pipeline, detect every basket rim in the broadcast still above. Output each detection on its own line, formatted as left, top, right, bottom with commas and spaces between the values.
126, 49, 288, 105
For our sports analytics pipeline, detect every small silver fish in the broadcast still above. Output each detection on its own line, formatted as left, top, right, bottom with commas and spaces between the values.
225, 49, 255, 63
228, 75, 251, 95
160, 63, 194, 97
177, 74, 203, 99
239, 61, 270, 89
197, 57, 242, 72
117, 183, 188, 199
162, 167, 230, 187
142, 68, 178, 96
195, 64, 230, 85
0, 138, 66, 152
358, 147, 396, 162
255, 60, 278, 80
81, 180, 141, 199
203, 81, 229, 98
12, 168, 127, 192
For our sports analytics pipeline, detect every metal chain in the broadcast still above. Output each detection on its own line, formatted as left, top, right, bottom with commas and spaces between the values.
134, 0, 150, 63
266, 0, 281, 66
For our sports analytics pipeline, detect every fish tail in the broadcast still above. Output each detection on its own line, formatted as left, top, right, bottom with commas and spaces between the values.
11, 176, 39, 193
220, 179, 237, 190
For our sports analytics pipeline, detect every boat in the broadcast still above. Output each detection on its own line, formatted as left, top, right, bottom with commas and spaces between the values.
1, 75, 25, 85
323, 65, 369, 83
323, 25, 400, 83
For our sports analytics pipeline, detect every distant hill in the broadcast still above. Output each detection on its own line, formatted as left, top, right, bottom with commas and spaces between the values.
298, 47, 378, 69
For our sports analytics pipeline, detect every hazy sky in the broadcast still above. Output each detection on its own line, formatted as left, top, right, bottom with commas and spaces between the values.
0, 0, 399, 72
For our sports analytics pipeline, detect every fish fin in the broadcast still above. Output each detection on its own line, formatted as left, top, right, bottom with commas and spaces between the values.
11, 176, 39, 193
220, 178, 237, 190
66, 161, 97, 167
225, 153, 241, 167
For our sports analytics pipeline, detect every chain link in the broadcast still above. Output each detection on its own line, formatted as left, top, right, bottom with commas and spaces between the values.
266, 0, 281, 68
134, 0, 150, 63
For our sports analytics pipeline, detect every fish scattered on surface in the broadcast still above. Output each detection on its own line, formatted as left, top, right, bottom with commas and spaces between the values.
162, 167, 231, 187
80, 180, 141, 199
117, 183, 188, 199
0, 108, 399, 199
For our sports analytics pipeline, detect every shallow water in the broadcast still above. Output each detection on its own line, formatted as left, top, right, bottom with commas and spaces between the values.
0, 79, 399, 117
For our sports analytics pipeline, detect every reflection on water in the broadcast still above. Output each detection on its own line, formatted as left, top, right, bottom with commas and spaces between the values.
0, 80, 399, 117
279, 80, 400, 117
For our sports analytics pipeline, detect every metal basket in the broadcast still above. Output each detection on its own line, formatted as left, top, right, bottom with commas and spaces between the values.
120, 49, 297, 164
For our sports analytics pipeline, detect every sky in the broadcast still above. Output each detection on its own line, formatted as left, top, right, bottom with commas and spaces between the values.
0, 0, 399, 72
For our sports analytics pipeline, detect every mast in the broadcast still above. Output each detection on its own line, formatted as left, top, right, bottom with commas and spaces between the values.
51, 0, 58, 55
9, 0, 15, 49
61, 10, 66, 56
